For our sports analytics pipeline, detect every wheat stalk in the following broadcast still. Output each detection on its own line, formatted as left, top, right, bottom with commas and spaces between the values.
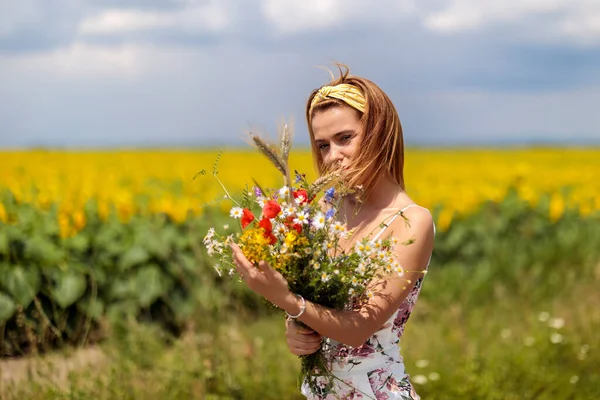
249, 133, 291, 198
280, 122, 293, 164
309, 171, 340, 195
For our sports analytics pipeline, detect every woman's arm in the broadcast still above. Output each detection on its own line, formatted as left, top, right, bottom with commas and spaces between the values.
231, 207, 434, 348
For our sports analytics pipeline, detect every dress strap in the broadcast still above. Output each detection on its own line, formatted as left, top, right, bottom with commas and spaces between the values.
371, 204, 436, 242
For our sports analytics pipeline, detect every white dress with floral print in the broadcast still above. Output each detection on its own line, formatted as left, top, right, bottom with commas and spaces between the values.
301, 205, 434, 400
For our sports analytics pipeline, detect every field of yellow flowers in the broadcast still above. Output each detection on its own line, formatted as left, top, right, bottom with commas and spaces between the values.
1, 148, 598, 236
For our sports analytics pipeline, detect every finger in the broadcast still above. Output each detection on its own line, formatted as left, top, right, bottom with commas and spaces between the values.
285, 319, 314, 334
289, 345, 321, 356
289, 335, 322, 345
258, 260, 275, 277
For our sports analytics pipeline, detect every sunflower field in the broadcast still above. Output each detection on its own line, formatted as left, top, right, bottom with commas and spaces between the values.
0, 148, 599, 399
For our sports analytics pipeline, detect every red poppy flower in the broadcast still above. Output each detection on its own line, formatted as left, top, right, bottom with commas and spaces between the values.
258, 217, 272, 233
293, 189, 309, 205
263, 200, 281, 219
265, 232, 277, 245
241, 208, 255, 229
293, 223, 303, 234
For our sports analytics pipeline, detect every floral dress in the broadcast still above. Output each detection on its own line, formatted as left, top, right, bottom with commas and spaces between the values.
301, 205, 434, 400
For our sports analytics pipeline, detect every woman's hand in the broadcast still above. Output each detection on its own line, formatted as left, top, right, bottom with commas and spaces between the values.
229, 243, 293, 308
285, 318, 322, 356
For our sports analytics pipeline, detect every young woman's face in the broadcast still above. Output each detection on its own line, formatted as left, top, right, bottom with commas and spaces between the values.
311, 106, 362, 170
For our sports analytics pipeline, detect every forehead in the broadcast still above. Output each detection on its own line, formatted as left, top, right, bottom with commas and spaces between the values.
311, 106, 361, 140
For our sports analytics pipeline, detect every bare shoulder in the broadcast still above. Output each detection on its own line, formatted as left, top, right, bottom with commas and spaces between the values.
400, 206, 433, 232
386, 206, 435, 256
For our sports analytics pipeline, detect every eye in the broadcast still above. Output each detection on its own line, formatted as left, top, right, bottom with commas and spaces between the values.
318, 143, 329, 150
340, 134, 352, 142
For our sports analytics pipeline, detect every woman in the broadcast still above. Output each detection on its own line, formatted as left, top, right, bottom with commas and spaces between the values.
231, 65, 435, 399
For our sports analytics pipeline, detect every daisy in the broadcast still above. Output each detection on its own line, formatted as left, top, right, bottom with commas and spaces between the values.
279, 186, 290, 198
274, 223, 287, 236
321, 272, 330, 282
282, 205, 297, 218
230, 207, 243, 219
203, 227, 215, 243
294, 211, 309, 225
312, 212, 326, 229
255, 196, 266, 208
331, 221, 346, 235
355, 263, 366, 275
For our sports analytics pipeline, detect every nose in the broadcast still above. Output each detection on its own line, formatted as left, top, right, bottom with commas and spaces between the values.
329, 145, 344, 163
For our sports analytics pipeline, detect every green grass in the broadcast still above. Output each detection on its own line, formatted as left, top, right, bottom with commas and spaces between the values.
2, 262, 598, 400
1, 191, 599, 399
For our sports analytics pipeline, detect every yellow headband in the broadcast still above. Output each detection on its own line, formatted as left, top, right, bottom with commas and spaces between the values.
309, 83, 366, 114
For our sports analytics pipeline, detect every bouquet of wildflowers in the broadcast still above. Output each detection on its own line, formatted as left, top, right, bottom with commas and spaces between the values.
202, 124, 410, 394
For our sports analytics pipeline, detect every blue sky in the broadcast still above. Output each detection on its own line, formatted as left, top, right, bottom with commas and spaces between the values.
0, 0, 599, 148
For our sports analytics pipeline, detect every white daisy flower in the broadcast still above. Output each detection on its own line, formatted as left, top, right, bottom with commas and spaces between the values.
366, 290, 374, 299
333, 269, 340, 275
395, 263, 405, 276
321, 272, 329, 282
312, 212, 326, 229
294, 211, 309, 225
230, 207, 243, 219
279, 186, 290, 198
256, 197, 266, 208
331, 222, 346, 235
351, 276, 359, 286
348, 288, 355, 295
355, 263, 366, 275
274, 223, 287, 236
203, 227, 215, 243
548, 318, 565, 329
282, 205, 297, 217
222, 224, 229, 230
355, 242, 366, 255
322, 241, 334, 252
312, 262, 320, 270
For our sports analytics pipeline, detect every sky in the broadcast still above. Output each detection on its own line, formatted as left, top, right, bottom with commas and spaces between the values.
0, 0, 599, 148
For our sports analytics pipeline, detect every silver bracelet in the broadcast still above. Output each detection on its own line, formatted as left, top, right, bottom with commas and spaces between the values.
285, 294, 306, 319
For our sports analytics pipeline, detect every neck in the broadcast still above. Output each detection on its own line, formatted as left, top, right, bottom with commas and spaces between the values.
346, 173, 404, 212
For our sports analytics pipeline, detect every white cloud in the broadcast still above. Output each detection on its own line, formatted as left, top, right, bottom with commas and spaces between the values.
423, 0, 600, 45
78, 3, 231, 36
0, 41, 142, 78
261, 0, 416, 34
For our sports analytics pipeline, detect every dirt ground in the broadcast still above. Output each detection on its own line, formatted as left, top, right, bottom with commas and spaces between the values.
0, 346, 105, 389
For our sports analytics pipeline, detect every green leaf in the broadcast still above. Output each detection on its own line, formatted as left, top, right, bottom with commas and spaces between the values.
3, 265, 40, 307
108, 276, 135, 300
0, 229, 9, 255
120, 246, 150, 270
0, 292, 16, 324
77, 296, 105, 320
53, 271, 87, 308
135, 265, 171, 308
